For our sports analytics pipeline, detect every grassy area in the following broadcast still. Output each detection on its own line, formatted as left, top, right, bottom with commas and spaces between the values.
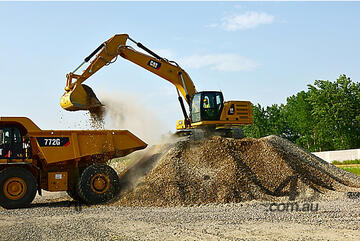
332, 159, 360, 165
337, 166, 360, 176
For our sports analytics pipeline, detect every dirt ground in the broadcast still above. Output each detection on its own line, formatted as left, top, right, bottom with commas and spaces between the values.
1, 136, 360, 240
0, 191, 359, 240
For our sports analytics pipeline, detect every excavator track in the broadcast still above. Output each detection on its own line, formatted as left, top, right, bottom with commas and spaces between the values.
175, 127, 244, 140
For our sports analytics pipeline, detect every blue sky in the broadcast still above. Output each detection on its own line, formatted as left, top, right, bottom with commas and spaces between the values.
1, 1, 359, 141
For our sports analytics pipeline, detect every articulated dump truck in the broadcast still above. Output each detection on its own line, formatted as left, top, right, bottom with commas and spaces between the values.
0, 117, 147, 209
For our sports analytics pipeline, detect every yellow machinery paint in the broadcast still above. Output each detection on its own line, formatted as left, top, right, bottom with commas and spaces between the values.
0, 117, 147, 208
60, 34, 253, 138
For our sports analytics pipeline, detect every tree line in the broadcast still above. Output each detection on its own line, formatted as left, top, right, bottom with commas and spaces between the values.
242, 74, 360, 152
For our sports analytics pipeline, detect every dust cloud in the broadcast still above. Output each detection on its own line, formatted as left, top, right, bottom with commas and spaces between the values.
89, 91, 170, 145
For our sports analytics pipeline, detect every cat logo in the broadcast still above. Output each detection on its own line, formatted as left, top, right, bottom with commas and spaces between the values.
148, 60, 161, 70
228, 104, 235, 115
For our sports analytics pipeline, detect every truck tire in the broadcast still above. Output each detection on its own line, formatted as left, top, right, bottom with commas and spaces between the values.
66, 188, 81, 201
76, 164, 120, 205
0, 167, 37, 209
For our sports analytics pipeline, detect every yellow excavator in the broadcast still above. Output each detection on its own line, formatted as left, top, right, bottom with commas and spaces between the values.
60, 34, 253, 138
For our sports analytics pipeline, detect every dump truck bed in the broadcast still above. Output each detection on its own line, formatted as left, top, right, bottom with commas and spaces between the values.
29, 130, 147, 164
0, 117, 147, 164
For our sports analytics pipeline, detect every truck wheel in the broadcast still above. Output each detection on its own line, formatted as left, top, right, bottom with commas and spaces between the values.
66, 188, 81, 201
76, 164, 120, 205
0, 167, 37, 209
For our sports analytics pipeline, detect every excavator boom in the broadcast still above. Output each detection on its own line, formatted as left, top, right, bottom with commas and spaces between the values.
60, 34, 196, 112
61, 34, 253, 134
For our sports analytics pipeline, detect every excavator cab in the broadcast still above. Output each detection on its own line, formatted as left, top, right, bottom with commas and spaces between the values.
190, 91, 224, 123
61, 34, 252, 135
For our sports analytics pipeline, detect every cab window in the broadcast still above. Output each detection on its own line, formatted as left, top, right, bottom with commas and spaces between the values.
191, 94, 201, 123
0, 128, 11, 145
201, 92, 223, 121
0, 129, 3, 145
12, 128, 22, 143
0, 127, 29, 159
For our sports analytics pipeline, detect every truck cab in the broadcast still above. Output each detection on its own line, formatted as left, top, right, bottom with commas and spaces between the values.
0, 126, 30, 160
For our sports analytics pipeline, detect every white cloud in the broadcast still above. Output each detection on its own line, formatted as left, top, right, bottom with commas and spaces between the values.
221, 11, 274, 31
137, 48, 175, 59
180, 53, 258, 72
205, 23, 219, 28
152, 49, 175, 59
133, 44, 258, 72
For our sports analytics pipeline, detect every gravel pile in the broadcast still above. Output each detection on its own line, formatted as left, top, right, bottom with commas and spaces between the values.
114, 135, 360, 207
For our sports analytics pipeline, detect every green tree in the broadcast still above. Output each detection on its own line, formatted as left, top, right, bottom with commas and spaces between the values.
307, 74, 360, 151
244, 74, 360, 152
266, 104, 288, 137
243, 104, 267, 138
243, 104, 288, 139
283, 91, 315, 150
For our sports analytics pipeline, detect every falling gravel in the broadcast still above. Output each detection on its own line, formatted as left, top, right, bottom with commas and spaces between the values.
114, 135, 360, 207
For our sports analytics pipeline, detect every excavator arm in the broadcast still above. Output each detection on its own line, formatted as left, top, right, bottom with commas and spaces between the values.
61, 34, 197, 116
61, 34, 253, 135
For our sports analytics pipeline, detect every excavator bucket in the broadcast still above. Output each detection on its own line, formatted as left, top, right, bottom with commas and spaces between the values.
60, 84, 102, 111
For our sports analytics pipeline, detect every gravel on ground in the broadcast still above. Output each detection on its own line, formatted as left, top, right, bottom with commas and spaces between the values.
0, 191, 359, 241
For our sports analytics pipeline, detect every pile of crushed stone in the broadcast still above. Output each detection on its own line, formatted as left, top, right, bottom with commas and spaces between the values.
113, 135, 360, 207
